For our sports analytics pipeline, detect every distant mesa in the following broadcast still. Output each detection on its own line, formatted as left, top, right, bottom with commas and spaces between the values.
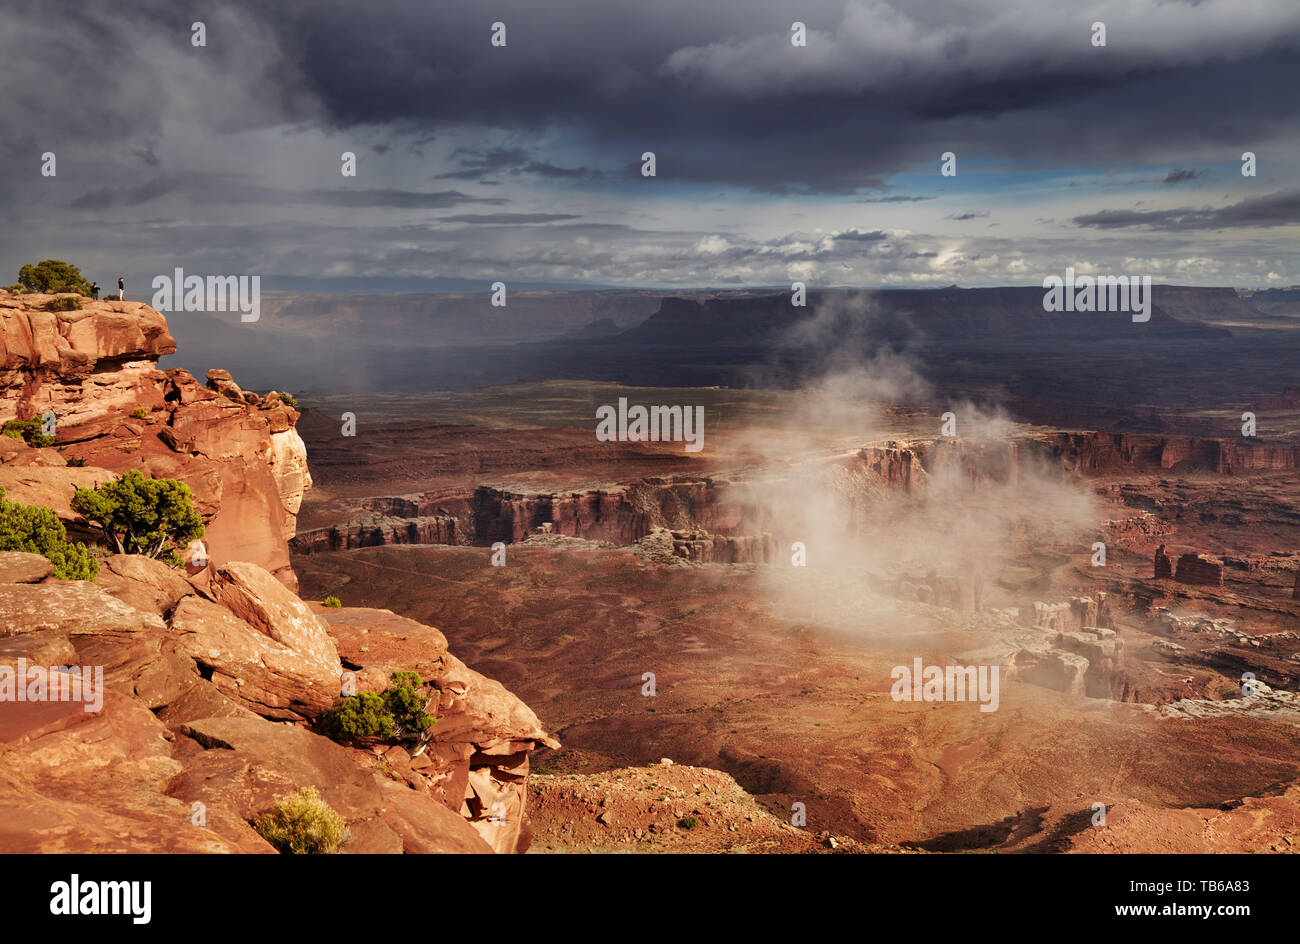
617, 286, 1239, 348
557, 317, 623, 340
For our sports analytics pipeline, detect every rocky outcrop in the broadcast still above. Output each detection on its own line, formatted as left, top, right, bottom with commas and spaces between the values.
1154, 544, 1224, 586
1054, 627, 1127, 698
1019, 594, 1111, 632
895, 573, 985, 612
0, 290, 557, 853
1154, 544, 1174, 580
0, 551, 53, 583
1174, 552, 1224, 586
858, 431, 1300, 489
311, 605, 558, 853
665, 528, 775, 564
170, 715, 491, 854
0, 554, 557, 853
0, 292, 310, 587
948, 592, 1130, 700
1000, 620, 1130, 700
0, 293, 175, 425
1009, 644, 1090, 697
303, 429, 1297, 561
471, 485, 651, 545
858, 443, 926, 492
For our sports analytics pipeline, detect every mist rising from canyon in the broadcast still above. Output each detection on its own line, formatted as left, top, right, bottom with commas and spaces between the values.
728, 292, 1099, 637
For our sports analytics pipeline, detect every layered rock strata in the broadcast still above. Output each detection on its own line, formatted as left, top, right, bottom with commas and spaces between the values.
0, 292, 309, 588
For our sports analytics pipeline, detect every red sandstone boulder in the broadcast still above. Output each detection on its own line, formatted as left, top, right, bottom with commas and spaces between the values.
0, 692, 244, 853
171, 715, 491, 853
0, 580, 157, 636
96, 553, 197, 617
170, 594, 339, 720
314, 604, 559, 852
0, 561, 550, 852
208, 562, 341, 674
0, 551, 53, 584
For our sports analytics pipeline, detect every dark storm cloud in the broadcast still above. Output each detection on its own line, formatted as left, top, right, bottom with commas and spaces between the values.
526, 162, 606, 180
1073, 190, 1300, 231
2, 0, 1298, 287
72, 179, 502, 211
9, 0, 1291, 196
436, 147, 607, 181
435, 147, 531, 180
834, 229, 889, 241
253, 0, 1300, 192
1163, 168, 1203, 184
286, 188, 505, 209
436, 147, 534, 179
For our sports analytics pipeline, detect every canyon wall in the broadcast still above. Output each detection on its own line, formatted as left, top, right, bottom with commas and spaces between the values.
293, 430, 1296, 564
1036, 431, 1300, 475
293, 476, 773, 553
0, 292, 309, 588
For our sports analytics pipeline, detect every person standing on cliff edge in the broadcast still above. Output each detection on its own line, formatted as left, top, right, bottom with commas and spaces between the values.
89, 281, 99, 300
117, 276, 124, 300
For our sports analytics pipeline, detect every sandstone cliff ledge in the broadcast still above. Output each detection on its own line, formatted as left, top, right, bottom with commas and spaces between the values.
0, 291, 557, 853
0, 291, 309, 588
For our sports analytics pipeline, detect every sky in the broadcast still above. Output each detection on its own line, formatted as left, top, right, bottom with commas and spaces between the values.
2, 0, 1298, 291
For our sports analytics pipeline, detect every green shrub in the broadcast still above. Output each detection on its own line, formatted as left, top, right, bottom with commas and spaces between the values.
384, 670, 436, 739
17, 260, 91, 296
322, 595, 342, 608
43, 295, 82, 312
678, 816, 699, 830
130, 407, 148, 419
252, 787, 348, 854
0, 487, 98, 580
318, 671, 436, 746
71, 469, 204, 565
2, 418, 55, 448
271, 392, 299, 409
66, 457, 86, 468
319, 690, 394, 742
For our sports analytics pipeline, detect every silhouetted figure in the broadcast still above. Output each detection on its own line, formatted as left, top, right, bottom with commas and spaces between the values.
89, 282, 99, 300
117, 276, 124, 300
